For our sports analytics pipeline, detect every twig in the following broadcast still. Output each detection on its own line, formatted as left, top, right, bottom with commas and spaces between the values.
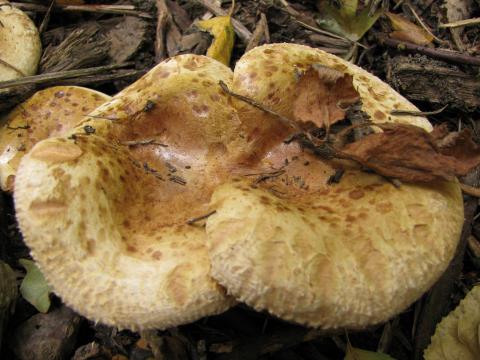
155, 0, 170, 62
378, 36, 480, 66
169, 175, 186, 185
218, 80, 301, 133
0, 58, 25, 77
246, 12, 269, 52
440, 17, 480, 29
10, 2, 153, 19
195, 0, 252, 42
54, 69, 145, 87
38, 0, 54, 34
253, 170, 286, 185
390, 104, 448, 117
460, 183, 480, 197
121, 139, 168, 147
0, 62, 133, 90
405, 3, 443, 44
186, 210, 216, 225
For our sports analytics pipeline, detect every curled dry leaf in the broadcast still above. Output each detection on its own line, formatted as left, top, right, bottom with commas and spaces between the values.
386, 12, 434, 46
341, 123, 480, 183
424, 285, 480, 360
196, 15, 235, 65
293, 64, 360, 130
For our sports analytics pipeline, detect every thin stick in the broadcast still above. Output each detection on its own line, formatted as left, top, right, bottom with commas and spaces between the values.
379, 36, 480, 66
390, 104, 448, 117
460, 183, 480, 197
10, 2, 152, 19
155, 0, 170, 62
0, 58, 25, 77
38, 0, 54, 34
186, 210, 216, 225
0, 62, 133, 90
195, 0, 252, 42
246, 12, 269, 52
405, 3, 443, 44
218, 80, 301, 133
440, 17, 480, 29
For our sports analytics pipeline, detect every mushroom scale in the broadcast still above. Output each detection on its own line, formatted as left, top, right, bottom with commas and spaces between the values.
0, 2, 41, 82
0, 86, 111, 192
14, 44, 464, 331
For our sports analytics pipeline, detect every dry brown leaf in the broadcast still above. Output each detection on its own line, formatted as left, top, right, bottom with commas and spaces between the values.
386, 12, 434, 46
293, 64, 359, 130
340, 123, 480, 182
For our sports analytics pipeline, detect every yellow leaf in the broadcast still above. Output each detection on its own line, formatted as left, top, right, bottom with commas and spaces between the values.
386, 12, 433, 46
424, 286, 480, 360
197, 15, 235, 66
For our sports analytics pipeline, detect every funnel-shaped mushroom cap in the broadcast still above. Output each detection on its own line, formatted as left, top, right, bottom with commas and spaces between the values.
205, 44, 464, 329
0, 86, 111, 191
14, 55, 238, 330
0, 2, 41, 81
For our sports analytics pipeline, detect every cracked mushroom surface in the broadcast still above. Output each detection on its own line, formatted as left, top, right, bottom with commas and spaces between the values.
0, 1, 41, 82
0, 86, 111, 191
14, 44, 464, 331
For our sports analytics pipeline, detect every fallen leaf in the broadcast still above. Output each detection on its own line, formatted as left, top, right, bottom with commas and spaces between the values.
19, 259, 51, 313
386, 12, 433, 46
345, 344, 396, 359
316, 0, 383, 41
196, 15, 235, 65
340, 123, 480, 182
293, 64, 360, 130
424, 286, 480, 360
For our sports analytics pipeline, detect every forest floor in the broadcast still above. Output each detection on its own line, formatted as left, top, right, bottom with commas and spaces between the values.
1, 0, 480, 359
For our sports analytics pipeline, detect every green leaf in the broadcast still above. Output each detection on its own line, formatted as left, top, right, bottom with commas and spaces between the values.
19, 259, 51, 313
345, 345, 397, 360
317, 0, 383, 41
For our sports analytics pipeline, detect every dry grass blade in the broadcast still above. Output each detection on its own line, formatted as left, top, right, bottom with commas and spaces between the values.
0, 63, 133, 90
10, 2, 152, 19
440, 17, 480, 28
40, 23, 108, 73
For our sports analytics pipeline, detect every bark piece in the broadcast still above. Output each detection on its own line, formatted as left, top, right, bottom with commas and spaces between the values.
388, 55, 480, 109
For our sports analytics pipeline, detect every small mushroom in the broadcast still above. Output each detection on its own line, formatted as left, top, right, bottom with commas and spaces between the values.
0, 1, 41, 82
13, 44, 464, 331
0, 86, 111, 191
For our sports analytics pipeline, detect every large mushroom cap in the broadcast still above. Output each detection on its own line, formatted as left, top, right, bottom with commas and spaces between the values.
0, 2, 41, 81
0, 86, 111, 191
14, 43, 465, 331
205, 44, 464, 329
14, 55, 239, 330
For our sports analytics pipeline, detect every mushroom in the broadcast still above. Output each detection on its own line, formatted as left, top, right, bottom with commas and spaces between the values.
206, 44, 464, 329
0, 1, 41, 82
13, 44, 464, 331
0, 86, 111, 191
14, 55, 239, 330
